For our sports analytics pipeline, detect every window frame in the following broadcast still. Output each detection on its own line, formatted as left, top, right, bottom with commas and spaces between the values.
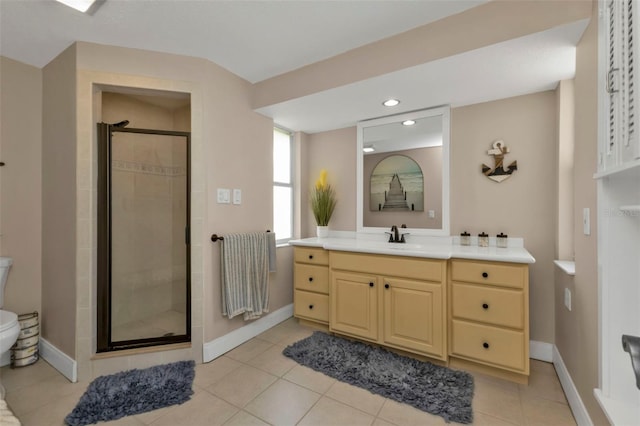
273, 126, 294, 245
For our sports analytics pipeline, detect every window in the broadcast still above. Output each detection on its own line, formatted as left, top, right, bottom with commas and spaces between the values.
273, 127, 293, 243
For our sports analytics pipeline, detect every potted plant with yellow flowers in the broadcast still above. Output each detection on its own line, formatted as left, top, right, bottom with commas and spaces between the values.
311, 169, 337, 238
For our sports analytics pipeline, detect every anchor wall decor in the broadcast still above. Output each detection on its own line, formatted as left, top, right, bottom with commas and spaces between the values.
482, 140, 517, 183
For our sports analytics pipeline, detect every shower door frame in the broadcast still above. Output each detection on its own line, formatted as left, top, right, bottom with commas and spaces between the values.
97, 123, 191, 352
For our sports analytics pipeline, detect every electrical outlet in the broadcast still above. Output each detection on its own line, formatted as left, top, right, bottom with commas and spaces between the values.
564, 288, 572, 311
428, 210, 435, 219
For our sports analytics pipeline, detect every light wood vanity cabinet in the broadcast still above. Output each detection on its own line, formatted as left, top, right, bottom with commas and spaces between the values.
293, 247, 330, 324
449, 259, 530, 380
330, 251, 447, 360
291, 245, 531, 382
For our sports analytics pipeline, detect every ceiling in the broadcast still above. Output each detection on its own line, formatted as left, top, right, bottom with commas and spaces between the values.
0, 0, 588, 133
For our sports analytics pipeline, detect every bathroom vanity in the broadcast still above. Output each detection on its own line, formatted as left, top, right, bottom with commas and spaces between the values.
290, 236, 535, 384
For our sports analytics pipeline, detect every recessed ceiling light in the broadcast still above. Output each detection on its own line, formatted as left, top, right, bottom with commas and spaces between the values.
382, 99, 400, 107
55, 0, 101, 13
363, 146, 375, 153
402, 120, 416, 126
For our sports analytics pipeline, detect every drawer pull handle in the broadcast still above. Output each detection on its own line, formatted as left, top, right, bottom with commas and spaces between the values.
483, 342, 490, 349
308, 254, 314, 260
369, 282, 374, 287
385, 284, 390, 289
308, 277, 314, 282
309, 304, 314, 310
482, 272, 489, 278
482, 303, 489, 310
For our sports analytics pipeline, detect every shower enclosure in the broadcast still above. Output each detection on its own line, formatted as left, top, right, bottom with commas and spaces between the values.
97, 122, 191, 352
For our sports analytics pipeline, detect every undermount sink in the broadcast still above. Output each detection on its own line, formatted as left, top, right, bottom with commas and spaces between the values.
386, 243, 424, 250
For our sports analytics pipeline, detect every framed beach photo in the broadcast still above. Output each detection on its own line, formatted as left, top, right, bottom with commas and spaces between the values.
370, 154, 424, 212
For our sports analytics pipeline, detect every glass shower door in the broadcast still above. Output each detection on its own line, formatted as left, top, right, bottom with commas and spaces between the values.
98, 124, 190, 351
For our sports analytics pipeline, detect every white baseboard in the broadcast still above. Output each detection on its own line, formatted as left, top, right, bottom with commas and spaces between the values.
554, 345, 593, 426
530, 340, 554, 362
203, 304, 293, 363
39, 338, 77, 383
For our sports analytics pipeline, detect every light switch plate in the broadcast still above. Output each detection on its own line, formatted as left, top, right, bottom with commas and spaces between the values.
217, 188, 231, 204
564, 288, 572, 311
233, 189, 242, 205
428, 210, 435, 219
583, 207, 590, 235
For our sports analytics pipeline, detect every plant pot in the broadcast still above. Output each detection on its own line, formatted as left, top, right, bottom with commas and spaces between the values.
316, 226, 329, 238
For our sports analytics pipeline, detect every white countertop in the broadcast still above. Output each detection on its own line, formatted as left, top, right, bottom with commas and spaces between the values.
290, 236, 536, 264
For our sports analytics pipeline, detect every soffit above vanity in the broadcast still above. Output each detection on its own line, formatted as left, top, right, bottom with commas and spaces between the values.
254, 0, 591, 134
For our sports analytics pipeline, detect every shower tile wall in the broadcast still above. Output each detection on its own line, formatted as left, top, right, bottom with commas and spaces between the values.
102, 93, 190, 341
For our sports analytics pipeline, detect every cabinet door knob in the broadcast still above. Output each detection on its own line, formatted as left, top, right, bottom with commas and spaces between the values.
483, 342, 490, 349
308, 254, 314, 260
482, 303, 489, 310
369, 282, 374, 287
385, 284, 390, 289
482, 272, 489, 278
308, 277, 314, 282
308, 304, 314, 310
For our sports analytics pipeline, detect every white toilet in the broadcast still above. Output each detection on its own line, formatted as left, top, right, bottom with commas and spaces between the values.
0, 257, 20, 375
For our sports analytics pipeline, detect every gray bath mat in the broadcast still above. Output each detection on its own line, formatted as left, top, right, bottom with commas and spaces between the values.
65, 360, 195, 426
283, 332, 474, 424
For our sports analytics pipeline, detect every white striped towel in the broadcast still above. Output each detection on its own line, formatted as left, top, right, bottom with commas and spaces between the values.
221, 232, 270, 320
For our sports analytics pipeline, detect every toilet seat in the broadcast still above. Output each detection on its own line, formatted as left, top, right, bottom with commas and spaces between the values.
0, 310, 18, 332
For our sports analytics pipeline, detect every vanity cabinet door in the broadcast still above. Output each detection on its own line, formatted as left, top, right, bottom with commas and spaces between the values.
330, 271, 379, 341
382, 277, 445, 360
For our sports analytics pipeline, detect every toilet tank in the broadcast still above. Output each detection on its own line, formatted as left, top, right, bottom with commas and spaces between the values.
0, 257, 13, 308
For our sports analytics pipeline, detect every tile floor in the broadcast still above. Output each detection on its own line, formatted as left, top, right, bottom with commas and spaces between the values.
1, 318, 576, 426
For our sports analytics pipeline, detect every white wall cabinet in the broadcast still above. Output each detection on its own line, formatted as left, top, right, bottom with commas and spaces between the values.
595, 2, 640, 423
602, 0, 640, 172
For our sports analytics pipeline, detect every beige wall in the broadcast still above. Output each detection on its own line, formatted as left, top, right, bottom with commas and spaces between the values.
201, 57, 283, 341
555, 2, 608, 423
556, 80, 575, 261
451, 92, 558, 343
304, 127, 357, 236
41, 45, 77, 358
0, 57, 42, 315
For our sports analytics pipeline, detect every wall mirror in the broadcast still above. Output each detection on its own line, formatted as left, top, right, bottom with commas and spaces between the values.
356, 106, 450, 236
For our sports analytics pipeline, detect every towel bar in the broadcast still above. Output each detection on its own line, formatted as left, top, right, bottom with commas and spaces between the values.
211, 230, 271, 242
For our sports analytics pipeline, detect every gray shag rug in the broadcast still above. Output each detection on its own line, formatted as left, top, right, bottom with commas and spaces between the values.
65, 360, 195, 426
283, 332, 474, 424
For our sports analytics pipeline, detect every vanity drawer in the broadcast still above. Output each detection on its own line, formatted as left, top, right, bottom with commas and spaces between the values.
451, 319, 525, 371
294, 264, 329, 294
294, 290, 329, 323
294, 247, 329, 266
451, 283, 524, 329
331, 251, 444, 282
451, 260, 526, 289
